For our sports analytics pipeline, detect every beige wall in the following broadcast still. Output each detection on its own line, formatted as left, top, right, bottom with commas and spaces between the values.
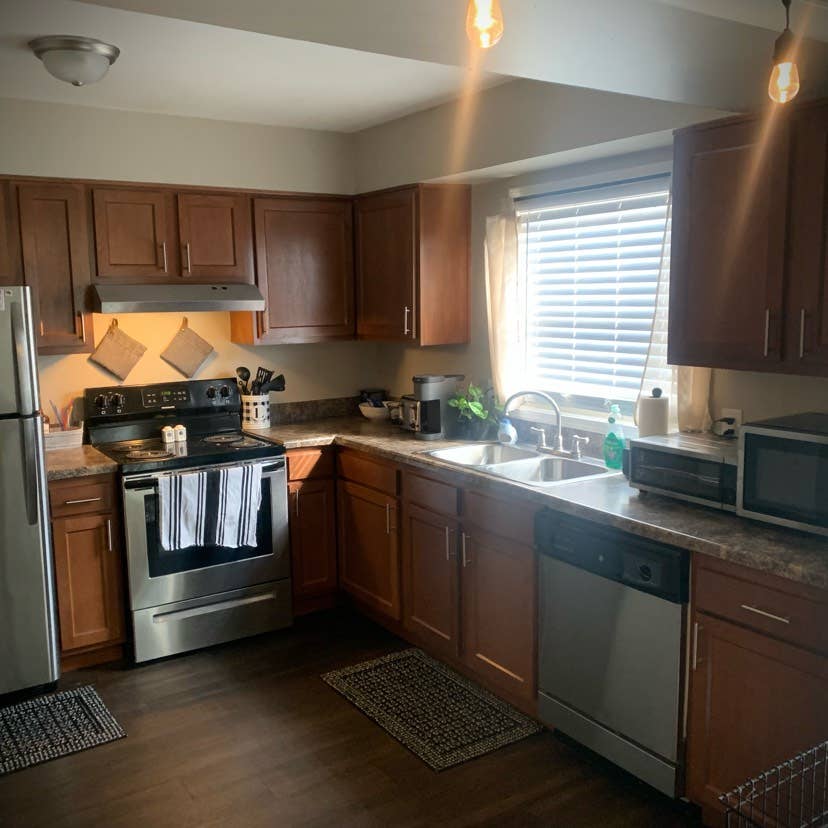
709, 371, 828, 423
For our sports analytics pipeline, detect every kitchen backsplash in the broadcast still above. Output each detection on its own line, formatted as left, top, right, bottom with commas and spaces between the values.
270, 396, 361, 424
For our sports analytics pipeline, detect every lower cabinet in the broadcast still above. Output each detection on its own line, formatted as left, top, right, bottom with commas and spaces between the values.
402, 503, 459, 658
288, 477, 338, 607
49, 476, 126, 666
337, 479, 401, 621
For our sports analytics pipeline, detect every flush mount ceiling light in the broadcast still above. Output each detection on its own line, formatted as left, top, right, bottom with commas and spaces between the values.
466, 0, 504, 49
29, 35, 120, 87
768, 0, 801, 103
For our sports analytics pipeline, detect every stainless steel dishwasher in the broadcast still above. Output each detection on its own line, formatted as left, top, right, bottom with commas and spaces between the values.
535, 510, 689, 797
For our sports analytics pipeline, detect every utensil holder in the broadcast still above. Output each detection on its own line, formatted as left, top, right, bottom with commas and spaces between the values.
241, 395, 271, 429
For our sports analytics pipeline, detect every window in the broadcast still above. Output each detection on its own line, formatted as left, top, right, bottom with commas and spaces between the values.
516, 174, 671, 413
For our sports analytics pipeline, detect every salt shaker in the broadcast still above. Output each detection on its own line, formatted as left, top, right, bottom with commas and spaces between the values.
161, 425, 175, 444
174, 424, 187, 442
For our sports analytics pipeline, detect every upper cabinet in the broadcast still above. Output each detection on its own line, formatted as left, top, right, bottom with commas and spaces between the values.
0, 181, 22, 286
17, 182, 92, 354
231, 196, 354, 344
355, 184, 470, 345
93, 188, 178, 281
669, 98, 828, 377
177, 192, 254, 283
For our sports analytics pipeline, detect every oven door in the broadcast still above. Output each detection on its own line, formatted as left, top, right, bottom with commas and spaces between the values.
738, 427, 828, 535
123, 458, 290, 610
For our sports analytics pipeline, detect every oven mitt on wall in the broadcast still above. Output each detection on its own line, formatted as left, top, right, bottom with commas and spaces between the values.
160, 317, 214, 378
88, 318, 147, 380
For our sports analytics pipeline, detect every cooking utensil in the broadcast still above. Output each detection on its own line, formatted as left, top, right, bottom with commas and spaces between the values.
259, 374, 285, 394
252, 367, 273, 395
236, 366, 250, 395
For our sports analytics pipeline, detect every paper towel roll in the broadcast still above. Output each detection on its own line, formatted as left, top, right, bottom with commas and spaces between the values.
637, 394, 670, 437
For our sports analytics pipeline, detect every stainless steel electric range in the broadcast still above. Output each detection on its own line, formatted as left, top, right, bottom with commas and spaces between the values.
84, 378, 291, 663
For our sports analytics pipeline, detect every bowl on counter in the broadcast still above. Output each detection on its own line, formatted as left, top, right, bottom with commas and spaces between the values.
359, 402, 391, 421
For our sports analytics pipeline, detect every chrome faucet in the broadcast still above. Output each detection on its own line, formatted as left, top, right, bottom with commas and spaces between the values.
503, 390, 565, 453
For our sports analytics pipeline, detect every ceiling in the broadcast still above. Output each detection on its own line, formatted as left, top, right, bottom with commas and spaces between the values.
0, 0, 507, 132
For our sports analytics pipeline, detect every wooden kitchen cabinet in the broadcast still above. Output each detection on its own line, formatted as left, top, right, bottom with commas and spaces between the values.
402, 502, 460, 658
337, 479, 401, 621
231, 196, 354, 344
49, 476, 126, 667
92, 187, 178, 281
177, 192, 254, 283
0, 181, 21, 285
670, 114, 790, 371
17, 181, 92, 354
355, 183, 470, 345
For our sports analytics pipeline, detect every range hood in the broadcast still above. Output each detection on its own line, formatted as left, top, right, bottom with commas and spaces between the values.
92, 283, 266, 313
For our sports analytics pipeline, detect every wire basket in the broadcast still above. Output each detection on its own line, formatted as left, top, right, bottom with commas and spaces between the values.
721, 740, 828, 827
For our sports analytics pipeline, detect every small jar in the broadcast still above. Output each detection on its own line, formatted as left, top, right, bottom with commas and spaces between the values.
174, 424, 187, 442
161, 425, 175, 444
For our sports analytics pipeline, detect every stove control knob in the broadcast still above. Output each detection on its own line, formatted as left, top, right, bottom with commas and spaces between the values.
109, 393, 125, 410
94, 394, 107, 410
219, 385, 230, 398
206, 386, 217, 399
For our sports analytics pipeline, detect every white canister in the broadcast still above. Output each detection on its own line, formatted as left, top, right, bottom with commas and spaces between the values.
241, 395, 271, 430
161, 425, 175, 444
174, 424, 187, 442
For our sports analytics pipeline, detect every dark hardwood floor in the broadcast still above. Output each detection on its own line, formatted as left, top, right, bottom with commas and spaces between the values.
0, 610, 701, 827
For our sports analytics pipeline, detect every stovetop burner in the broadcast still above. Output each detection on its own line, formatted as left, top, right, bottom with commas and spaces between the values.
125, 448, 177, 461
203, 434, 244, 445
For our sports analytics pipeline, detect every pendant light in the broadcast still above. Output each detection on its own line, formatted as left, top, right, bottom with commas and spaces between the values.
466, 0, 505, 49
29, 36, 120, 87
768, 0, 800, 103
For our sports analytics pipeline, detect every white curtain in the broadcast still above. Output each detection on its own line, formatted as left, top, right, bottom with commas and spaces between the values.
637, 195, 712, 433
484, 212, 524, 404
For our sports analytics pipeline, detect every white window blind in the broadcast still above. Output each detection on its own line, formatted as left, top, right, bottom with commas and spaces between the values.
516, 175, 670, 404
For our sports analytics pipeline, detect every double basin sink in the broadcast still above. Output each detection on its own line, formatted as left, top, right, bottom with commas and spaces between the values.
424, 443, 617, 488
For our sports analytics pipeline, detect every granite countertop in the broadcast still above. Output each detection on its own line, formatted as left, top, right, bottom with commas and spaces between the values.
253, 416, 828, 590
45, 445, 118, 481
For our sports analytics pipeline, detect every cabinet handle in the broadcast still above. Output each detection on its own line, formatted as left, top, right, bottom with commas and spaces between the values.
161, 241, 168, 273
64, 496, 102, 506
763, 308, 770, 357
106, 518, 113, 553
184, 242, 192, 274
445, 526, 451, 562
385, 502, 391, 535
740, 604, 790, 625
403, 306, 411, 336
461, 533, 470, 567
78, 313, 86, 342
294, 490, 300, 517
691, 621, 701, 670
799, 308, 807, 359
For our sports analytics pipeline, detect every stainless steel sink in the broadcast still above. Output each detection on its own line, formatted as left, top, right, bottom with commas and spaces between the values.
426, 443, 538, 466
488, 456, 609, 485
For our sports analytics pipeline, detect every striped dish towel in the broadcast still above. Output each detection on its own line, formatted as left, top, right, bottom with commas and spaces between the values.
214, 464, 263, 549
158, 470, 208, 551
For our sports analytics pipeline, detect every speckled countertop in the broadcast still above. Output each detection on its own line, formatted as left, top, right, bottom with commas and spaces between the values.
45, 445, 118, 481
252, 416, 828, 590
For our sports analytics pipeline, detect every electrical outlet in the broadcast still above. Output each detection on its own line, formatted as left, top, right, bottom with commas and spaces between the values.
721, 408, 743, 430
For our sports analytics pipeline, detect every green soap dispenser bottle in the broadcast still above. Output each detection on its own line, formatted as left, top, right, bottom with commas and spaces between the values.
603, 404, 624, 470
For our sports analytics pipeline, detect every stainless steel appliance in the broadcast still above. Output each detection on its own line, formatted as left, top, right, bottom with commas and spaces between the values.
535, 510, 690, 797
738, 412, 828, 536
400, 374, 464, 440
0, 286, 60, 696
628, 432, 738, 511
85, 379, 291, 662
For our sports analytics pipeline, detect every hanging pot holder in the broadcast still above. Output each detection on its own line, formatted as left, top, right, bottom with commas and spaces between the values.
88, 318, 147, 380
160, 317, 215, 378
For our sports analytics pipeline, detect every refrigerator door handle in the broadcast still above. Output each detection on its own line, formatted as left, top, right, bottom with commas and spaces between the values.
21, 416, 40, 526
11, 294, 37, 415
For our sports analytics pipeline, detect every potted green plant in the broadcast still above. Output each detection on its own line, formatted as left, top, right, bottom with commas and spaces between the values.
446, 383, 503, 441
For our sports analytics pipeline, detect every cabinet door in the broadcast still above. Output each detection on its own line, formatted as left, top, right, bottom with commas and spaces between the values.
93, 188, 177, 280
337, 480, 400, 620
786, 102, 828, 373
460, 527, 536, 703
0, 181, 22, 286
177, 192, 254, 283
254, 197, 353, 343
355, 188, 416, 341
686, 612, 828, 817
289, 478, 338, 599
52, 512, 125, 652
669, 117, 790, 370
17, 182, 92, 354
402, 503, 459, 658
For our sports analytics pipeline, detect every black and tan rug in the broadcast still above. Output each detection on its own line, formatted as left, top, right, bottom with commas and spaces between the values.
323, 648, 542, 771
0, 686, 125, 775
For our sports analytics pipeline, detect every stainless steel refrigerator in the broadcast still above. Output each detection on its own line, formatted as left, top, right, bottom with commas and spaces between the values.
0, 285, 60, 695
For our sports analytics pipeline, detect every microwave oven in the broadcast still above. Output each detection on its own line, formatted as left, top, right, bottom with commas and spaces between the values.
738, 412, 828, 536
628, 433, 738, 511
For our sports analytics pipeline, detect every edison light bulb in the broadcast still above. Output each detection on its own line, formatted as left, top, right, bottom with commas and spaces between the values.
466, 0, 504, 49
768, 59, 800, 103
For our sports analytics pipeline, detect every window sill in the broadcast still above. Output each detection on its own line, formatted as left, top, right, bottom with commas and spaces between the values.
511, 406, 639, 440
